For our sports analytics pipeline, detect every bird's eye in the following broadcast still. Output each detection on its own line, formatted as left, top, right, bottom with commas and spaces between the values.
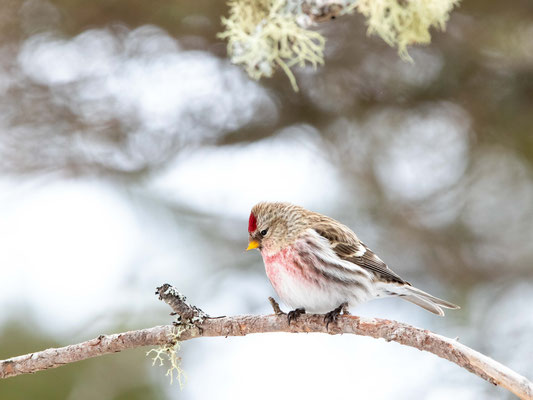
260, 229, 268, 236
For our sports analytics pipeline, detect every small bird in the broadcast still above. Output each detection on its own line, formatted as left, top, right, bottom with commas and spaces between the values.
246, 202, 459, 324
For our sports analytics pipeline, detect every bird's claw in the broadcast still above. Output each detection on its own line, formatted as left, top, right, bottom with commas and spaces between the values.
324, 302, 348, 330
287, 308, 305, 325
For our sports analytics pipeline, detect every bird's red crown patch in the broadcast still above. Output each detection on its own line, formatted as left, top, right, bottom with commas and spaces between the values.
248, 213, 257, 232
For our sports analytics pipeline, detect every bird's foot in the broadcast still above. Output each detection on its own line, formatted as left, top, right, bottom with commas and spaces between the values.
287, 308, 306, 325
268, 297, 285, 316
324, 302, 349, 330
341, 302, 351, 315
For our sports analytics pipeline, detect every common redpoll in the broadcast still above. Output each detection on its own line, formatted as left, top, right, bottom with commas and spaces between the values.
246, 202, 459, 322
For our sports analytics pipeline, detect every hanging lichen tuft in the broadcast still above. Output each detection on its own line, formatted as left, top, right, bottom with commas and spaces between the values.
218, 0, 326, 91
218, 0, 460, 90
356, 0, 461, 61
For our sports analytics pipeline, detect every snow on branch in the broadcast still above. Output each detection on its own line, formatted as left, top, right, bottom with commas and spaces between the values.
1, 284, 532, 399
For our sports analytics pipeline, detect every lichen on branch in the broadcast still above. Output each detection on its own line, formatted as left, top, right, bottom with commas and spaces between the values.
218, 0, 326, 91
147, 325, 187, 388
356, 0, 461, 61
218, 0, 460, 89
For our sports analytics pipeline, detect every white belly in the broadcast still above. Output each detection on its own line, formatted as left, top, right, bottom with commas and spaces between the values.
265, 260, 350, 313
262, 243, 376, 313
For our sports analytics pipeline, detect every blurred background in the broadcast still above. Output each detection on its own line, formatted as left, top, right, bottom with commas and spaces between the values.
1, 0, 532, 399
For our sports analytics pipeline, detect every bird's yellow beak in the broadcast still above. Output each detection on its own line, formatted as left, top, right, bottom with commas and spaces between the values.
246, 240, 260, 251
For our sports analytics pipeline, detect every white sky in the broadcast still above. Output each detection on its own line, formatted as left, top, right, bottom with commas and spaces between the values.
150, 127, 342, 218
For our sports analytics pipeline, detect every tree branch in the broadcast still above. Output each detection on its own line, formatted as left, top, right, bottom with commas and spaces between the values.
301, 1, 346, 24
1, 285, 532, 400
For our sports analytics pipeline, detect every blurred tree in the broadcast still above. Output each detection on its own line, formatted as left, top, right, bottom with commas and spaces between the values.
0, 0, 532, 398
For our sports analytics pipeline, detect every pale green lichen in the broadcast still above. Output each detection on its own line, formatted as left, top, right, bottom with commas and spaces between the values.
218, 0, 325, 91
146, 325, 187, 388
356, 0, 460, 61
218, 0, 460, 89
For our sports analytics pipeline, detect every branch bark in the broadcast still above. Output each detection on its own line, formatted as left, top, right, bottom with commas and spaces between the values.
1, 285, 532, 400
301, 1, 346, 23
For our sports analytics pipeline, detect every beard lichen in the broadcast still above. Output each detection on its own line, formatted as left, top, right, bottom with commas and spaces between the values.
146, 325, 188, 388
218, 0, 460, 89
218, 0, 326, 91
356, 0, 461, 61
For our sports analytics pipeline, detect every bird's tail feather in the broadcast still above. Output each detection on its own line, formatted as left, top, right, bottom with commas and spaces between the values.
394, 285, 460, 316
402, 295, 445, 316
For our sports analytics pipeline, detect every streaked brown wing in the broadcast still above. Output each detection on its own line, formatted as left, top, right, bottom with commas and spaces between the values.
314, 226, 408, 285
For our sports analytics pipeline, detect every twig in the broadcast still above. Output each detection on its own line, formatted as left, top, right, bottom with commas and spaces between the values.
156, 284, 208, 323
301, 1, 347, 24
268, 297, 285, 315
0, 285, 531, 400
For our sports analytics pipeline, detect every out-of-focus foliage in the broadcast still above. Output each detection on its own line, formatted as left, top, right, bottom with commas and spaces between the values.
0, 315, 165, 400
1, 0, 533, 399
